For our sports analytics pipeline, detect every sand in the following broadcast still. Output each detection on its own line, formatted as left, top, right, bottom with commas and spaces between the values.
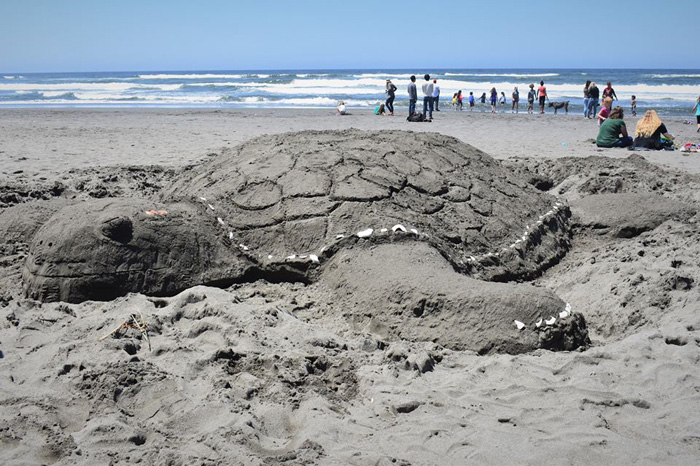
1, 108, 700, 465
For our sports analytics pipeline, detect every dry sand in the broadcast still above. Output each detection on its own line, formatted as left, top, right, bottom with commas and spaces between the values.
1, 109, 700, 465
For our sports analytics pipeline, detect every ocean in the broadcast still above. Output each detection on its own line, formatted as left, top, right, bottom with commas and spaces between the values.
1, 69, 698, 116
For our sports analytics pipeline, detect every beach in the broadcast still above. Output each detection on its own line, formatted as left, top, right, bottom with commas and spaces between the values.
2, 108, 700, 178
2, 108, 700, 465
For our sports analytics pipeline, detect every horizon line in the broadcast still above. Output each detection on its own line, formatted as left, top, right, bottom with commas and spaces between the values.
3, 67, 700, 75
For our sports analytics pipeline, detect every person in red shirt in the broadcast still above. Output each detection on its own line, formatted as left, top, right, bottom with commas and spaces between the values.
537, 80, 548, 114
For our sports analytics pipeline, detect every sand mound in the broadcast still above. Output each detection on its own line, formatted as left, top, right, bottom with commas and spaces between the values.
318, 242, 589, 354
571, 193, 697, 238
164, 129, 571, 281
21, 130, 573, 303
23, 199, 249, 303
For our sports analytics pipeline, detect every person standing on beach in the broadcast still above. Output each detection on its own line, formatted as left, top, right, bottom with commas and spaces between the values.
490, 88, 497, 113
432, 79, 441, 111
385, 79, 397, 116
527, 84, 535, 114
693, 96, 700, 132
422, 74, 434, 120
499, 92, 507, 112
512, 87, 520, 113
469, 92, 475, 111
602, 82, 618, 101
537, 80, 548, 114
456, 90, 463, 111
407, 75, 418, 116
583, 80, 591, 118
588, 82, 600, 119
631, 95, 637, 117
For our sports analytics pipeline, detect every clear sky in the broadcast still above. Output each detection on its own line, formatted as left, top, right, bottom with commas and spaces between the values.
1, 0, 698, 72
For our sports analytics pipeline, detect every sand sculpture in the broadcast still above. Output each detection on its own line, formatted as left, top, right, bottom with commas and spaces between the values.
21, 130, 589, 353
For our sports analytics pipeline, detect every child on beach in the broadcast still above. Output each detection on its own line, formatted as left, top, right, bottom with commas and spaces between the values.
490, 88, 497, 113
374, 103, 386, 115
336, 101, 347, 115
597, 97, 613, 126
631, 95, 637, 117
469, 92, 475, 111
693, 96, 700, 132
512, 87, 519, 114
457, 90, 463, 111
527, 84, 535, 114
452, 93, 458, 109
499, 92, 506, 111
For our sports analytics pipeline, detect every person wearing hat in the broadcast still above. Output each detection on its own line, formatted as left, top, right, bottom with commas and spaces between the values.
385, 79, 398, 116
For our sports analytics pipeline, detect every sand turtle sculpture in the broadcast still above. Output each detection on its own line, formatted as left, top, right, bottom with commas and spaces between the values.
23, 129, 588, 353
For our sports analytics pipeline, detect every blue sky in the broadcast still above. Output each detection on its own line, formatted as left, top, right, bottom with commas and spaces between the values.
1, 0, 698, 72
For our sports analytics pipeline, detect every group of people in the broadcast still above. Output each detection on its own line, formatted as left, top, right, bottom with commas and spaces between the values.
340, 77, 700, 140
596, 108, 675, 149
584, 81, 637, 123
481, 82, 549, 114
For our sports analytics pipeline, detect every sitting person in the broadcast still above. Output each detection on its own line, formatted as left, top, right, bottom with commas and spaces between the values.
597, 97, 613, 126
336, 101, 347, 115
596, 106, 633, 148
634, 110, 675, 150
374, 103, 386, 116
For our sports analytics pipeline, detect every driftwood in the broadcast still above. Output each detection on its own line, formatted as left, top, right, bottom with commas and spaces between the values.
98, 312, 151, 351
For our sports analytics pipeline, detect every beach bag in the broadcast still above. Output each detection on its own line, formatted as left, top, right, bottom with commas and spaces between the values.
407, 112, 427, 122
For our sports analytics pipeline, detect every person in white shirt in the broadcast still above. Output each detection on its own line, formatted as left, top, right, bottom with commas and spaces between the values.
432, 79, 441, 112
421, 74, 434, 120
336, 101, 346, 115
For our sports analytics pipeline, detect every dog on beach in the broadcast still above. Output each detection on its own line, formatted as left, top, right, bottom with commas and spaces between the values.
548, 101, 570, 114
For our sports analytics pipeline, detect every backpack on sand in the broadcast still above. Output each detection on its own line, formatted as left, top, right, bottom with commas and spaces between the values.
407, 112, 429, 122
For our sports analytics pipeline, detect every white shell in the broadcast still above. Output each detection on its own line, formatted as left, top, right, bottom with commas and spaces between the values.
559, 310, 570, 319
239, 244, 249, 251
286, 254, 296, 260
535, 318, 543, 328
335, 234, 345, 239
217, 217, 225, 226
380, 228, 388, 233
228, 231, 234, 239
410, 228, 418, 235
565, 303, 572, 313
267, 255, 273, 259
208, 204, 215, 210
514, 320, 525, 330
392, 224, 407, 233
357, 228, 373, 238
545, 316, 556, 326
309, 254, 319, 263
199, 197, 207, 202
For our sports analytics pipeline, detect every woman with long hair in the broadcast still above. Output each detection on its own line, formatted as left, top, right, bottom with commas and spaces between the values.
385, 80, 397, 116
583, 80, 591, 118
634, 110, 675, 149
490, 87, 497, 113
